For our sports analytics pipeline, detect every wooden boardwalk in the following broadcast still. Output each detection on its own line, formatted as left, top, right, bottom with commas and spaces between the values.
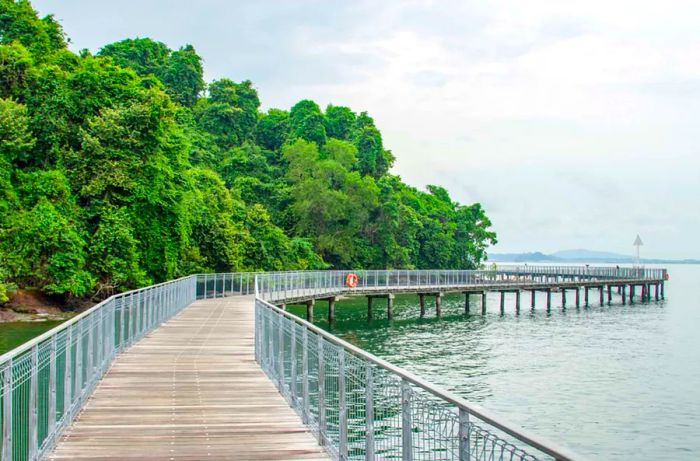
49, 296, 328, 460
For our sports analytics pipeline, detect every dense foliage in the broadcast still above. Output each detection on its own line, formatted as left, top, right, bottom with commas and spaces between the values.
0, 0, 496, 302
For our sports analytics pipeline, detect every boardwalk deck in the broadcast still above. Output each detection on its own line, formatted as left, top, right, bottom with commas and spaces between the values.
48, 296, 328, 461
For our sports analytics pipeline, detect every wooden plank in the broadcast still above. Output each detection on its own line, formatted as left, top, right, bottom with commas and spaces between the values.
48, 296, 328, 460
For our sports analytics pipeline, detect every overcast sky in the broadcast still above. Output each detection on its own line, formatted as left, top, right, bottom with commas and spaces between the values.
33, 0, 700, 259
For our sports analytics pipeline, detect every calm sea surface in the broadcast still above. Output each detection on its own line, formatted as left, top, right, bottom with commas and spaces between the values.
289, 264, 700, 460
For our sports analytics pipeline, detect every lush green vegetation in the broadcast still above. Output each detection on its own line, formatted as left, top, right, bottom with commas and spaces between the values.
0, 0, 496, 303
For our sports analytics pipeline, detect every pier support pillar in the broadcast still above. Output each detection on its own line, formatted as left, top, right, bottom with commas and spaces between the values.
599, 286, 604, 306
622, 286, 627, 305
661, 282, 665, 299
546, 289, 552, 312
575, 288, 580, 308
435, 293, 443, 317
306, 299, 315, 322
387, 294, 395, 320
500, 291, 505, 315
607, 286, 612, 304
515, 291, 521, 314
655, 283, 660, 301
327, 297, 336, 323
419, 294, 426, 317
531, 290, 536, 309
562, 289, 567, 309
630, 285, 635, 304
464, 293, 470, 315
641, 284, 646, 302
482, 292, 487, 315
584, 287, 589, 306
367, 297, 373, 320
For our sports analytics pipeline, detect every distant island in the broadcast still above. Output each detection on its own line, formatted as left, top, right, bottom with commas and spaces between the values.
488, 249, 700, 265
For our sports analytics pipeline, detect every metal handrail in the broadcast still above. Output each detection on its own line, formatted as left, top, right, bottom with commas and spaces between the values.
246, 266, 666, 460
257, 297, 583, 460
1, 265, 665, 461
247, 269, 616, 460
0, 275, 197, 461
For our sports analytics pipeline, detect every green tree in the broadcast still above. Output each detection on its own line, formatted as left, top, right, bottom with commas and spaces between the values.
256, 108, 289, 151
99, 38, 204, 106
324, 105, 355, 140
289, 99, 326, 146
195, 79, 260, 149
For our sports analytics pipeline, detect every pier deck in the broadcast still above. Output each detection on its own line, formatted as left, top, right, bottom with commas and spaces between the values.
48, 296, 328, 461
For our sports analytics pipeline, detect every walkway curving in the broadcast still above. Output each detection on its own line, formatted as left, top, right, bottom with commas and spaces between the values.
48, 296, 328, 460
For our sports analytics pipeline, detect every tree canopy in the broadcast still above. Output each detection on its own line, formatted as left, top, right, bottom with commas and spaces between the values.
0, 0, 496, 303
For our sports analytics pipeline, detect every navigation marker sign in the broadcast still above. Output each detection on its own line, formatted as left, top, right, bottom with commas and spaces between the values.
633, 234, 643, 266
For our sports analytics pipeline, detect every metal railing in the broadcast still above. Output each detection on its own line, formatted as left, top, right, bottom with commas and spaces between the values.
242, 268, 666, 303
255, 297, 582, 461
4, 265, 664, 461
0, 276, 196, 461
245, 268, 642, 460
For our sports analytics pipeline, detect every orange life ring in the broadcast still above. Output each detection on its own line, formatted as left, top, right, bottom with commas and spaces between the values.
345, 273, 358, 288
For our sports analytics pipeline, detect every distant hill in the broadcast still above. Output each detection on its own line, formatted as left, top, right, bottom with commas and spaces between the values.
488, 249, 699, 264
551, 249, 634, 261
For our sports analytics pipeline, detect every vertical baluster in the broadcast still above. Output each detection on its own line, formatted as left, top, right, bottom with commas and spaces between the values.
277, 313, 284, 392
120, 296, 126, 351
63, 326, 72, 422
75, 321, 82, 402
87, 314, 94, 386
339, 349, 347, 460
290, 322, 297, 408
401, 379, 413, 461
365, 364, 375, 461
302, 329, 309, 424
459, 408, 470, 460
318, 336, 326, 444
29, 345, 38, 459
2, 359, 13, 461
48, 335, 57, 438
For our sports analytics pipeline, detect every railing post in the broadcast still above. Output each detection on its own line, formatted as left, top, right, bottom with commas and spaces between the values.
277, 312, 284, 392
459, 408, 470, 461
302, 328, 309, 424
290, 321, 297, 408
75, 322, 83, 401
318, 336, 326, 443
203, 273, 208, 299
365, 364, 375, 461
128, 293, 135, 346
29, 345, 38, 460
48, 335, 57, 438
2, 359, 12, 461
120, 297, 126, 350
338, 349, 348, 460
401, 378, 413, 461
87, 313, 94, 385
64, 325, 72, 421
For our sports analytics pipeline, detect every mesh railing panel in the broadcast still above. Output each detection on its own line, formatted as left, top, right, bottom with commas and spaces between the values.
0, 276, 196, 461
255, 298, 568, 461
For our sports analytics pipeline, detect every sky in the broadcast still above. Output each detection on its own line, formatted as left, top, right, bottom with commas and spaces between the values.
32, 0, 700, 259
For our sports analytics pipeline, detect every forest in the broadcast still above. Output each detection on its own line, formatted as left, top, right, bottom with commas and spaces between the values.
0, 0, 496, 303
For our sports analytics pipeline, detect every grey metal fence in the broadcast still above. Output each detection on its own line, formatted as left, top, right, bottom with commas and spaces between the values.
247, 268, 638, 460
0, 276, 196, 461
255, 298, 582, 461
249, 267, 666, 303
4, 265, 661, 461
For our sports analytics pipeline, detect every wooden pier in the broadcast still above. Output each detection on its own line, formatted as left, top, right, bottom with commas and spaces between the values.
48, 296, 328, 460
274, 275, 666, 322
